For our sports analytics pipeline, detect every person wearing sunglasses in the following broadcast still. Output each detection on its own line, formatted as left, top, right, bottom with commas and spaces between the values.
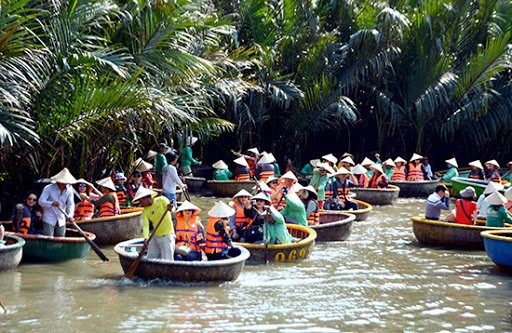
126, 170, 147, 203
12, 192, 44, 234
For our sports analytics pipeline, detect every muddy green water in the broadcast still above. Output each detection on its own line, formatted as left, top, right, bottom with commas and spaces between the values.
2, 197, 512, 332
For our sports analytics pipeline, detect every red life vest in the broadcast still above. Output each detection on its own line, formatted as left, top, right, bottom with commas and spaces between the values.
337, 183, 352, 202
272, 186, 287, 209
205, 217, 229, 254
74, 200, 94, 220
175, 215, 201, 252
259, 171, 274, 182
116, 190, 128, 206
391, 166, 406, 181
455, 199, 477, 225
369, 174, 386, 189
235, 173, 250, 181
98, 192, 120, 217
19, 217, 31, 234
306, 200, 320, 225
233, 202, 250, 228
248, 159, 256, 176
357, 174, 369, 187
407, 162, 424, 181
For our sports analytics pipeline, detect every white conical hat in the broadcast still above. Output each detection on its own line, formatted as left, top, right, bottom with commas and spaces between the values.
233, 189, 252, 199
383, 158, 395, 167
505, 188, 512, 201
147, 150, 157, 159
302, 185, 318, 199
410, 153, 423, 162
133, 157, 143, 167
340, 156, 355, 166
485, 191, 507, 205
212, 160, 229, 169
136, 160, 153, 172
290, 183, 304, 193
322, 153, 338, 164
258, 153, 275, 164
186, 136, 198, 146
267, 153, 277, 163
317, 162, 335, 175
445, 158, 458, 168
96, 177, 116, 192
176, 200, 201, 214
281, 171, 298, 181
247, 147, 259, 155
50, 168, 77, 184
253, 181, 271, 193
483, 181, 504, 194
394, 156, 407, 164
233, 156, 249, 167
485, 159, 500, 168
310, 159, 321, 167
351, 164, 367, 175
208, 201, 235, 218
370, 163, 384, 174
251, 192, 271, 203
332, 166, 351, 176
265, 176, 278, 184
164, 147, 175, 154
132, 186, 157, 202
469, 160, 483, 169
361, 157, 374, 166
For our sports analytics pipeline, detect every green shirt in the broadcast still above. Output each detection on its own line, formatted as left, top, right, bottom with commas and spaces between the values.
263, 209, 293, 244
280, 195, 308, 226
384, 167, 394, 180
486, 205, 512, 227
502, 171, 512, 182
300, 163, 314, 176
213, 169, 233, 180
142, 196, 173, 238
273, 162, 281, 177
366, 170, 373, 178
179, 146, 199, 168
442, 167, 459, 184
309, 169, 328, 200
155, 153, 167, 175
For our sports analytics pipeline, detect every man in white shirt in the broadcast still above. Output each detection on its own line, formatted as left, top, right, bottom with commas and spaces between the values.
162, 154, 187, 206
38, 168, 76, 237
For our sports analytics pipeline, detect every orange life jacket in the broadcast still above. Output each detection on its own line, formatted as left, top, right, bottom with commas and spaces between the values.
233, 202, 250, 228
306, 200, 320, 225
258, 171, 274, 182
407, 162, 424, 181
19, 217, 31, 234
469, 174, 481, 179
357, 174, 369, 188
235, 173, 250, 181
248, 159, 256, 176
175, 215, 201, 252
116, 190, 128, 206
204, 217, 229, 254
337, 183, 352, 202
74, 200, 95, 220
391, 166, 406, 181
272, 186, 287, 209
369, 174, 385, 189
99, 192, 120, 217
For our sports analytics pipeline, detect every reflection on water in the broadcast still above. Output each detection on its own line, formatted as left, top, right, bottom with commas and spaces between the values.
2, 197, 512, 332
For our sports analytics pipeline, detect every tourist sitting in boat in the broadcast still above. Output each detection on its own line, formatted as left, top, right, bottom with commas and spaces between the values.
256, 153, 275, 182
421, 157, 433, 180
300, 159, 320, 177
252, 181, 272, 196
266, 176, 282, 208
74, 179, 100, 221
134, 158, 155, 188
11, 192, 43, 234
241, 192, 270, 243
485, 192, 512, 227
453, 186, 478, 225
297, 185, 319, 225
229, 190, 253, 242
477, 182, 504, 218
485, 160, 501, 183
134, 187, 175, 261
261, 206, 293, 245
232, 147, 260, 176
38, 168, 76, 237
212, 160, 232, 180
468, 160, 485, 179
383, 159, 395, 180
503, 162, 512, 183
425, 184, 450, 220
442, 158, 459, 184
331, 167, 358, 210
407, 153, 424, 181
368, 164, 389, 188
174, 201, 205, 261
391, 157, 407, 181
87, 177, 120, 218
179, 136, 202, 177
154, 143, 168, 189
233, 156, 251, 181
280, 170, 298, 188
280, 191, 308, 226
351, 164, 369, 188
322, 153, 338, 171
309, 162, 335, 209
205, 201, 241, 260
162, 153, 186, 207
360, 157, 374, 178
126, 170, 147, 202
114, 173, 131, 207
338, 153, 355, 169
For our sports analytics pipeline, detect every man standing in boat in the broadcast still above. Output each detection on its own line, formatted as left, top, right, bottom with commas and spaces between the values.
162, 153, 186, 207
38, 168, 76, 237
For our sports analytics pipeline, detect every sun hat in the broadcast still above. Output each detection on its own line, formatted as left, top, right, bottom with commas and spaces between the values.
383, 158, 395, 167
483, 182, 504, 195
253, 181, 271, 193
74, 178, 93, 191
251, 192, 271, 203
281, 171, 298, 181
233, 156, 249, 167
468, 160, 483, 170
186, 136, 198, 146
50, 168, 77, 184
132, 186, 158, 202
460, 186, 476, 199
176, 200, 201, 214
485, 159, 500, 168
136, 160, 153, 172
317, 162, 335, 175
247, 148, 260, 155
147, 150, 157, 159
258, 153, 275, 164
370, 163, 384, 174
212, 160, 229, 169
301, 185, 318, 200
409, 153, 423, 162
115, 172, 127, 181
485, 191, 507, 205
394, 156, 407, 164
96, 177, 116, 192
233, 189, 253, 199
361, 157, 374, 166
289, 183, 304, 193
310, 159, 321, 167
322, 153, 338, 164
505, 188, 512, 201
331, 166, 351, 177
265, 176, 278, 184
340, 156, 355, 166
208, 201, 235, 218
445, 158, 458, 168
351, 164, 367, 175
260, 206, 280, 219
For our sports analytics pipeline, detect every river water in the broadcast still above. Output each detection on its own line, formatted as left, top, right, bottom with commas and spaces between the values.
1, 196, 512, 332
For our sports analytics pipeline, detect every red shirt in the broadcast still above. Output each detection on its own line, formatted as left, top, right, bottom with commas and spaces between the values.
455, 199, 477, 225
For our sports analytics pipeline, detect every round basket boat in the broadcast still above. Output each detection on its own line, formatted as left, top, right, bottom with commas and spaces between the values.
185, 176, 206, 193
6, 229, 95, 262
0, 234, 25, 271
207, 180, 257, 197
350, 185, 400, 205
69, 212, 142, 246
236, 224, 316, 264
311, 212, 356, 242
115, 239, 250, 282
451, 177, 509, 198
389, 179, 439, 197
327, 199, 372, 221
481, 230, 512, 270
120, 207, 144, 214
411, 216, 511, 250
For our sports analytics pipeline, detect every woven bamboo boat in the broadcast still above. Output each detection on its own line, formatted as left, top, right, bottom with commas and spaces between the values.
311, 212, 356, 242
69, 212, 142, 246
389, 179, 439, 197
350, 185, 400, 205
451, 177, 509, 198
207, 180, 257, 197
185, 176, 206, 193
0, 234, 25, 271
6, 229, 95, 261
411, 216, 511, 250
329, 199, 372, 221
115, 239, 250, 282
236, 224, 316, 263
481, 230, 512, 270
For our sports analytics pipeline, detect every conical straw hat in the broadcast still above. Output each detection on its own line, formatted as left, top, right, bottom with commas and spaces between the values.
351, 164, 367, 175
302, 185, 318, 199
485, 159, 500, 168
483, 181, 504, 194
247, 147, 259, 155
208, 201, 236, 218
485, 191, 507, 205
468, 160, 483, 169
147, 150, 157, 159
96, 177, 116, 192
258, 153, 275, 164
253, 181, 271, 193
251, 192, 271, 203
505, 188, 512, 201
75, 178, 94, 191
176, 200, 201, 214
383, 158, 395, 167
281, 171, 298, 181
322, 153, 338, 164
318, 162, 335, 175
233, 156, 249, 167
267, 153, 277, 163
186, 136, 198, 146
136, 160, 153, 172
394, 156, 407, 164
361, 157, 374, 166
332, 166, 351, 176
212, 160, 229, 169
310, 159, 321, 167
409, 153, 423, 162
445, 158, 458, 168
340, 156, 355, 166
131, 186, 157, 202
233, 189, 253, 199
370, 163, 384, 174
289, 183, 304, 193
50, 168, 77, 184
265, 176, 278, 184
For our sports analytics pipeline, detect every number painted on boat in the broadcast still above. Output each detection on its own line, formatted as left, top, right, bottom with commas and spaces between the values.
288, 250, 297, 261
298, 248, 306, 259
274, 252, 286, 262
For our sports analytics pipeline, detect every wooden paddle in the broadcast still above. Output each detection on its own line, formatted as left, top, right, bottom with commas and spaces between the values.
124, 200, 174, 279
263, 206, 271, 265
57, 206, 109, 262
183, 186, 192, 202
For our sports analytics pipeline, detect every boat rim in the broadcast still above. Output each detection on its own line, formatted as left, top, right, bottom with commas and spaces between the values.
207, 180, 257, 184
351, 185, 400, 192
5, 228, 96, 243
411, 216, 511, 230
335, 199, 373, 214
237, 224, 317, 250
310, 212, 356, 229
73, 211, 142, 224
480, 230, 512, 241
1, 234, 26, 250
389, 179, 439, 185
